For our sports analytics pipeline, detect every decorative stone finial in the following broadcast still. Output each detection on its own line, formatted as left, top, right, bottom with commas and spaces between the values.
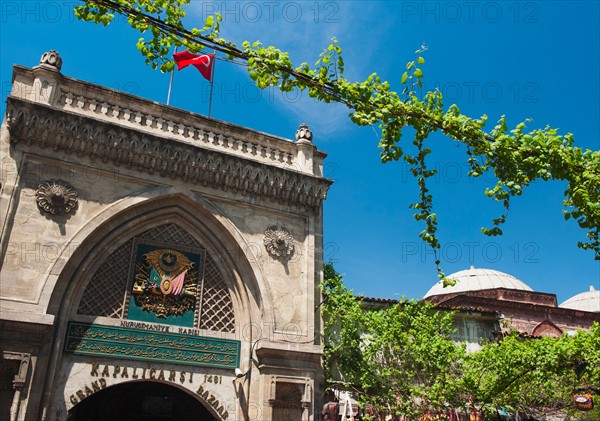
39, 50, 63, 71
264, 225, 295, 259
295, 123, 313, 143
36, 180, 78, 215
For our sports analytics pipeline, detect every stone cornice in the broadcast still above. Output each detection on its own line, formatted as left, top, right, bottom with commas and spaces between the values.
6, 97, 333, 210
426, 287, 557, 306
0, 317, 54, 346
431, 293, 600, 323
256, 342, 322, 371
10, 64, 328, 171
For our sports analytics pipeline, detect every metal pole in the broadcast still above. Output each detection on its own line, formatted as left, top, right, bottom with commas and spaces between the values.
208, 51, 216, 117
167, 47, 178, 105
166, 69, 175, 106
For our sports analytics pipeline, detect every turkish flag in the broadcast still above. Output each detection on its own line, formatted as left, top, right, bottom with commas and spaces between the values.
169, 270, 186, 296
173, 51, 215, 81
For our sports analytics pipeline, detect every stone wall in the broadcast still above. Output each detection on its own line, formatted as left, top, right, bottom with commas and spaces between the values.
0, 51, 331, 421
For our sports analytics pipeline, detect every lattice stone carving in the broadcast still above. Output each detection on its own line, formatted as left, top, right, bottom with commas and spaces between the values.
138, 223, 204, 249
77, 224, 236, 333
78, 239, 134, 318
199, 256, 235, 333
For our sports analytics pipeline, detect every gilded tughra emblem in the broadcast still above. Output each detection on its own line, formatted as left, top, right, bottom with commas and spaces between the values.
132, 248, 198, 319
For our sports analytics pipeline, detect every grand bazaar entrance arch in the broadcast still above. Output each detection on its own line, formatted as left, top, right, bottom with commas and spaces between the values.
67, 381, 218, 421
47, 198, 256, 420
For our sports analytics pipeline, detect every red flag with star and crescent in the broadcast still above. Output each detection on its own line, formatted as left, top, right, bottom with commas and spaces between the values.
173, 51, 215, 81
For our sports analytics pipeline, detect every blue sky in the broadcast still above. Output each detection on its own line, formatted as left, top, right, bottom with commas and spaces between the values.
1, 1, 598, 303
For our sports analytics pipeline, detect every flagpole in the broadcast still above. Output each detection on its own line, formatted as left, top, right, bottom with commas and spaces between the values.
167, 47, 178, 106
166, 69, 175, 106
208, 50, 216, 118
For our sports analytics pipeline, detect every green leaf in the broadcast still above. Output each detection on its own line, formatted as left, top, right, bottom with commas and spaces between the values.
73, 0, 600, 265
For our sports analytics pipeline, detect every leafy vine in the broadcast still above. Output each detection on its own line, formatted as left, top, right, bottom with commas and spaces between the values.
75, 1, 600, 280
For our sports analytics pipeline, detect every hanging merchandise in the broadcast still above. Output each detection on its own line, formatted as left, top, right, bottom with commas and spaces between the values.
573, 391, 594, 411
340, 394, 357, 420
573, 377, 594, 411
322, 402, 338, 420
469, 407, 479, 421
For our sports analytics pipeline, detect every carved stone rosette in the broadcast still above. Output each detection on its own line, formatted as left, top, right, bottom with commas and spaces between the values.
36, 180, 78, 215
264, 225, 295, 258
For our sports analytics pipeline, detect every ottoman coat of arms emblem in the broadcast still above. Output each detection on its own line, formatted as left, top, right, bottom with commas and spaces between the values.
131, 248, 199, 319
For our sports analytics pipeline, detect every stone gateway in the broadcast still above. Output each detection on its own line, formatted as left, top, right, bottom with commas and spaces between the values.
0, 51, 331, 421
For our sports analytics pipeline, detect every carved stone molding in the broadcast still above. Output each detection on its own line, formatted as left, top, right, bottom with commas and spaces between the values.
6, 98, 332, 210
268, 376, 313, 413
295, 123, 313, 143
1, 352, 30, 421
36, 179, 78, 215
39, 50, 62, 71
264, 225, 295, 258
1, 352, 30, 390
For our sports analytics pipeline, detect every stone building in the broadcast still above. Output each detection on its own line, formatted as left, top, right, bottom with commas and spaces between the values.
0, 51, 332, 421
329, 268, 599, 420
360, 267, 599, 355
424, 266, 600, 352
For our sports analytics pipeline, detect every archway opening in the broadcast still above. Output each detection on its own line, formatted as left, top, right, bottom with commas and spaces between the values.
67, 381, 219, 421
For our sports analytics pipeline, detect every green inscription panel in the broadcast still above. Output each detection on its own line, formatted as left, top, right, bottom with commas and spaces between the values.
64, 322, 240, 369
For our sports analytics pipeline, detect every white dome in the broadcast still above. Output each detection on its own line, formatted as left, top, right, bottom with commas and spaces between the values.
424, 266, 533, 298
559, 286, 600, 313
